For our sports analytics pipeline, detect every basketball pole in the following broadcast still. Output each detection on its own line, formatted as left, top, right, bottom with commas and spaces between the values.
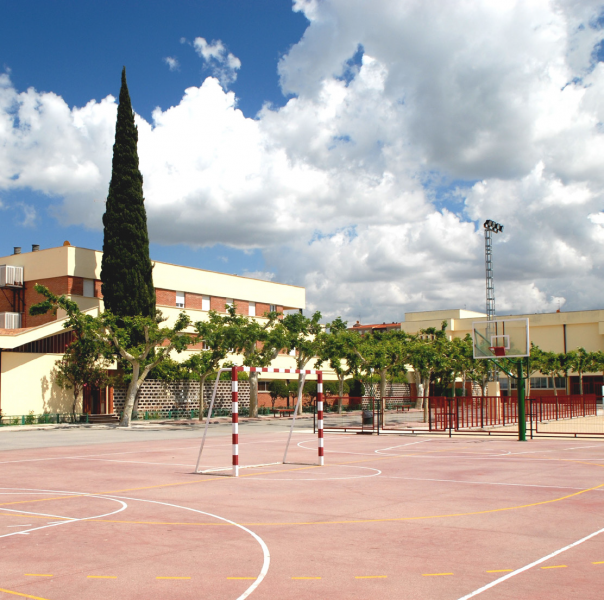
517, 358, 527, 442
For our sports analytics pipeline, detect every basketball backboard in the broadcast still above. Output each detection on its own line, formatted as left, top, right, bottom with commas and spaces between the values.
472, 318, 529, 359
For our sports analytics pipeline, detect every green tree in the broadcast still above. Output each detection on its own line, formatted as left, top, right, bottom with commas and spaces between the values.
223, 305, 287, 417
317, 317, 356, 413
566, 347, 597, 395
51, 305, 113, 418
101, 67, 155, 318
282, 311, 323, 415
30, 284, 192, 427
184, 310, 237, 419
268, 380, 289, 411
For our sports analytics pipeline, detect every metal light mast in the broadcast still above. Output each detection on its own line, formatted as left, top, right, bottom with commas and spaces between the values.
484, 219, 503, 380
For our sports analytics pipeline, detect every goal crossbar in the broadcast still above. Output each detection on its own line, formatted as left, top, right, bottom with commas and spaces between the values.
195, 366, 325, 477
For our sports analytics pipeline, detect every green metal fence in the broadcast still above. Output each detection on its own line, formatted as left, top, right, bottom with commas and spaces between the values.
0, 413, 89, 426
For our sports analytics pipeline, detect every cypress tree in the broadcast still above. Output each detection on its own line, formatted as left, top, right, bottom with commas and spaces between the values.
101, 67, 155, 317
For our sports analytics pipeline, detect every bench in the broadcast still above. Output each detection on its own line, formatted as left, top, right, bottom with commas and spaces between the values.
395, 402, 414, 412
272, 408, 295, 417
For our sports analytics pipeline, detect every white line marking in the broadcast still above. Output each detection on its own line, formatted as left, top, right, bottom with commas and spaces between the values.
105, 494, 270, 600
6, 524, 32, 527
245, 465, 382, 482
0, 492, 127, 539
457, 524, 604, 599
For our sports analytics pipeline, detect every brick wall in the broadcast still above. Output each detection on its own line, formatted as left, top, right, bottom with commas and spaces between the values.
112, 380, 251, 415
233, 299, 249, 315
95, 280, 103, 298
24, 276, 73, 327
186, 292, 204, 310
71, 277, 84, 296
156, 288, 176, 307
211, 296, 227, 312
256, 302, 270, 317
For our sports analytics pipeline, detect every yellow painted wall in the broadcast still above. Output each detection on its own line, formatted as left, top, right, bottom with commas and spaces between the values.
1, 352, 77, 415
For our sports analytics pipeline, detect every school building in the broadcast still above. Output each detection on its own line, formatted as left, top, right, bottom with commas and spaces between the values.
0, 242, 310, 416
352, 308, 604, 396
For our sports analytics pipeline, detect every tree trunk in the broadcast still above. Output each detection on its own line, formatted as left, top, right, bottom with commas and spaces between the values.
551, 374, 558, 397
462, 371, 467, 398
423, 376, 430, 423
198, 373, 210, 420
379, 369, 387, 413
338, 375, 344, 414
72, 384, 81, 421
414, 372, 424, 409
120, 364, 141, 427
249, 372, 259, 417
296, 372, 306, 415
579, 373, 584, 395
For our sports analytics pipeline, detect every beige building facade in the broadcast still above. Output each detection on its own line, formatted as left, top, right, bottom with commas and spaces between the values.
0, 243, 317, 416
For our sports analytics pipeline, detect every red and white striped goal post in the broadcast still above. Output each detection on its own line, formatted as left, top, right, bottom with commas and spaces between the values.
195, 365, 324, 477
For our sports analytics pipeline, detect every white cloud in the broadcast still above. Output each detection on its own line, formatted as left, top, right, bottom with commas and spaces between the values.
164, 57, 180, 71
193, 37, 241, 87
16, 203, 36, 227
4, 1, 604, 321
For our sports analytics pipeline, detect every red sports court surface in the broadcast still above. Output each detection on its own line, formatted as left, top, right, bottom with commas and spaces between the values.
1, 428, 604, 600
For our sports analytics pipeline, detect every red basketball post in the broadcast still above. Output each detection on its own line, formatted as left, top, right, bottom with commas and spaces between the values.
232, 366, 239, 477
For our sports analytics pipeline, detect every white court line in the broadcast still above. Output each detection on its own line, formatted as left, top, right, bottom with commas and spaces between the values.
243, 465, 382, 482
0, 433, 303, 466
457, 523, 604, 599
385, 476, 604, 492
105, 493, 270, 600
0, 491, 126, 539
374, 440, 431, 454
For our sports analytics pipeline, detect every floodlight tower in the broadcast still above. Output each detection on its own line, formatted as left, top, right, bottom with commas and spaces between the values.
484, 219, 503, 380
483, 219, 503, 320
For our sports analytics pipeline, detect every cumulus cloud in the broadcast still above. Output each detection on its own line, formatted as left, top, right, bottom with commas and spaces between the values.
4, 1, 604, 321
164, 57, 180, 71
193, 37, 241, 87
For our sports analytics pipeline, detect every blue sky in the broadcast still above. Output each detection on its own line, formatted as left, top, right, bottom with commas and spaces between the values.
0, 0, 306, 274
3, 1, 604, 321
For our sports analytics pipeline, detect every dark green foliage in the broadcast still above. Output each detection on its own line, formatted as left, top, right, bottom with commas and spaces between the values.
101, 67, 155, 318
349, 378, 364, 398
268, 380, 289, 407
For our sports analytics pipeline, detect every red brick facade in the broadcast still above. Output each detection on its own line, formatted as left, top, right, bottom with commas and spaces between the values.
185, 292, 204, 310
156, 288, 176, 307
211, 296, 227, 312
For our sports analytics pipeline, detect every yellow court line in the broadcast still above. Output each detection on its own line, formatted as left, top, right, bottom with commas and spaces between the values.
593, 561, 604, 564
354, 575, 387, 579
541, 565, 567, 569
227, 577, 256, 580
423, 573, 454, 577
87, 576, 117, 579
2, 453, 604, 529
292, 577, 321, 579
0, 589, 52, 600
486, 569, 512, 573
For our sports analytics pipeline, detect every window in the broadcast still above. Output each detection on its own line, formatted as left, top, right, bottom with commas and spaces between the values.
202, 295, 210, 311
258, 381, 271, 392
83, 279, 95, 298
249, 302, 256, 317
270, 304, 277, 312
176, 291, 185, 308
226, 298, 234, 311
